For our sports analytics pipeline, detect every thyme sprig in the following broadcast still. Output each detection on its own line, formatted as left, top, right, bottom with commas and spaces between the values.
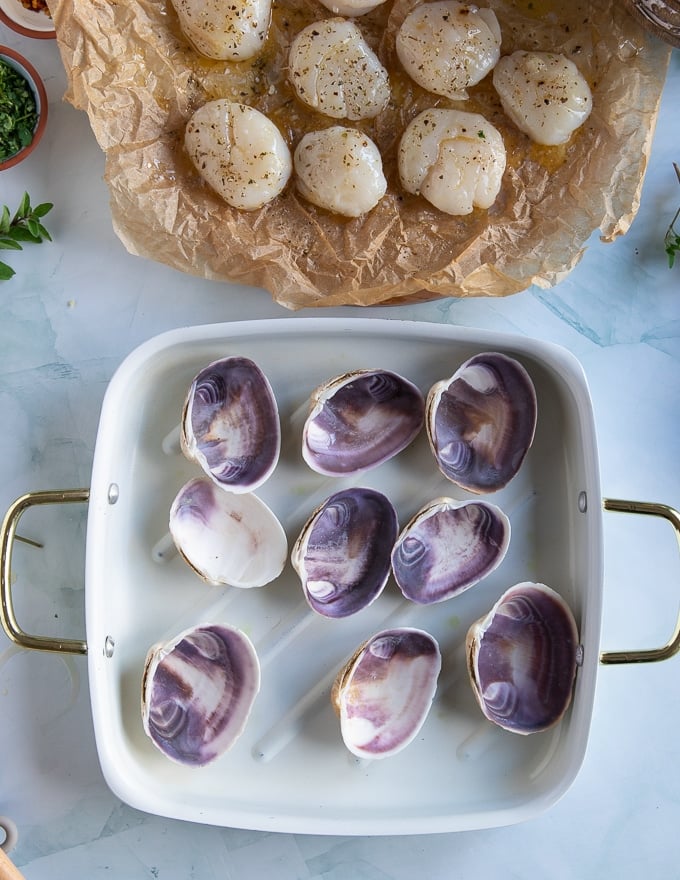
0, 192, 53, 281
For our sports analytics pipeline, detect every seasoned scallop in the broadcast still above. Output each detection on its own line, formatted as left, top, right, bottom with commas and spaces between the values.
294, 127, 387, 217
395, 1, 501, 100
170, 0, 272, 60
288, 19, 391, 120
318, 0, 388, 16
492, 51, 593, 146
398, 109, 506, 215
185, 101, 292, 211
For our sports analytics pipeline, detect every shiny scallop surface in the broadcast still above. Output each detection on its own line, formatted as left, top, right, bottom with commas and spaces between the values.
288, 19, 390, 120
395, 1, 501, 100
317, 0, 388, 15
185, 101, 292, 211
398, 108, 506, 215
492, 51, 593, 146
293, 127, 387, 217
170, 0, 272, 60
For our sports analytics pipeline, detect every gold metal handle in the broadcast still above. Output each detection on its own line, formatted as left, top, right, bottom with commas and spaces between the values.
600, 498, 680, 665
0, 489, 90, 655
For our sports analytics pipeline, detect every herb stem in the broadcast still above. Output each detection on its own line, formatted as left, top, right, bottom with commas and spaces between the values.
664, 163, 680, 270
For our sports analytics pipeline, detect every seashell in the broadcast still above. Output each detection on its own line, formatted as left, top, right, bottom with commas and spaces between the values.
181, 356, 280, 493
302, 369, 424, 476
426, 352, 537, 494
141, 623, 260, 766
332, 628, 441, 759
291, 487, 398, 618
466, 582, 579, 735
169, 477, 287, 588
391, 497, 510, 605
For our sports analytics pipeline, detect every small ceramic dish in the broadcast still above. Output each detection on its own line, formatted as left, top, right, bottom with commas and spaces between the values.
0, 0, 55, 38
0, 46, 48, 171
623, 0, 680, 47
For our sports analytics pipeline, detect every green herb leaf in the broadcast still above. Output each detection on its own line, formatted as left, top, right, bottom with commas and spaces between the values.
0, 61, 38, 162
33, 202, 54, 218
7, 226, 37, 243
665, 163, 680, 270
16, 191, 31, 218
0, 192, 53, 280
0, 238, 23, 251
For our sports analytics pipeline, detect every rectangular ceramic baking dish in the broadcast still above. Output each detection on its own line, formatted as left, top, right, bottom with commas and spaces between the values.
2, 318, 679, 835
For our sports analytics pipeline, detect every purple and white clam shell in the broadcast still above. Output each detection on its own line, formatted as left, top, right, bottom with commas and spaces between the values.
169, 477, 287, 588
391, 497, 510, 604
302, 369, 425, 476
291, 487, 398, 618
181, 356, 280, 493
141, 623, 260, 767
332, 628, 441, 759
426, 352, 537, 494
466, 582, 579, 735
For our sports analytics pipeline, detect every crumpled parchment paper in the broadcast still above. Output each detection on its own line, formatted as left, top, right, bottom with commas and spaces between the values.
49, 0, 671, 309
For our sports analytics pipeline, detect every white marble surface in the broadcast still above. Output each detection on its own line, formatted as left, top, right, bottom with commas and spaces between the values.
0, 23, 679, 879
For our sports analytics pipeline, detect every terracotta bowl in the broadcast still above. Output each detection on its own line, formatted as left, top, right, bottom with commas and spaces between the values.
0, 0, 55, 39
0, 46, 48, 171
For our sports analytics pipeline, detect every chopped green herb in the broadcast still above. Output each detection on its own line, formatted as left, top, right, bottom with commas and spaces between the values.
0, 192, 53, 281
0, 59, 38, 162
664, 163, 680, 269
477, 130, 486, 139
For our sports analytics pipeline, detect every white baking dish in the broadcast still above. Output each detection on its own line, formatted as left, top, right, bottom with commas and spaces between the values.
2, 318, 679, 835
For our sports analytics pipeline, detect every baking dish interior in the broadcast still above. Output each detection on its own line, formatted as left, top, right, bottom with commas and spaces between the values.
84, 317, 603, 834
